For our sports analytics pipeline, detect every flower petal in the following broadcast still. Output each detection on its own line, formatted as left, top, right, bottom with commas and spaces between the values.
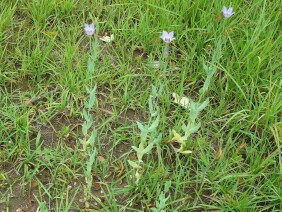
160, 31, 168, 41
168, 31, 174, 38
227, 8, 233, 13
84, 23, 95, 35
163, 31, 169, 36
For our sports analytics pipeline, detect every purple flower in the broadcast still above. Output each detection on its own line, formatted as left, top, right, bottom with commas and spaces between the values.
160, 31, 176, 43
222, 6, 235, 18
84, 23, 95, 35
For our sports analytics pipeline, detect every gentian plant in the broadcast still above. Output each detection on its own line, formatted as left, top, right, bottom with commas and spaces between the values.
79, 21, 99, 208
128, 85, 163, 185
169, 64, 216, 154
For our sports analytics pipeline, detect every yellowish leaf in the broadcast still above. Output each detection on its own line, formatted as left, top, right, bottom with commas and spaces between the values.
276, 125, 282, 139
180, 150, 192, 154
23, 99, 33, 107
215, 148, 223, 161
168, 130, 185, 145
116, 161, 124, 178
66, 147, 74, 153
98, 156, 106, 163
239, 143, 247, 149
128, 160, 141, 169
45, 31, 57, 36
99, 34, 114, 43
172, 93, 189, 108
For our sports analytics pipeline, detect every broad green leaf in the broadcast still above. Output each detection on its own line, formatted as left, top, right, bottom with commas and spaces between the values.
164, 181, 171, 193
82, 124, 88, 136
156, 192, 169, 210
142, 142, 154, 155
82, 118, 93, 136
148, 96, 158, 117
79, 138, 86, 145
88, 129, 97, 146
187, 122, 201, 134
140, 131, 148, 143
153, 133, 162, 144
87, 59, 94, 73
88, 85, 97, 109
198, 98, 209, 111
86, 86, 91, 93
137, 121, 149, 142
203, 63, 209, 73
200, 64, 216, 94
86, 150, 96, 175
137, 121, 147, 132
83, 108, 89, 120
151, 85, 157, 97
131, 146, 140, 153
148, 115, 160, 132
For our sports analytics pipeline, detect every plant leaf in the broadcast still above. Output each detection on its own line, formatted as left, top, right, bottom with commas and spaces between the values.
88, 129, 97, 146
169, 130, 185, 144
164, 181, 171, 193
128, 160, 141, 169
88, 85, 97, 109
180, 150, 192, 154
137, 121, 147, 132
131, 146, 140, 153
99, 34, 114, 43
148, 115, 160, 132
198, 98, 209, 111
172, 93, 189, 108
